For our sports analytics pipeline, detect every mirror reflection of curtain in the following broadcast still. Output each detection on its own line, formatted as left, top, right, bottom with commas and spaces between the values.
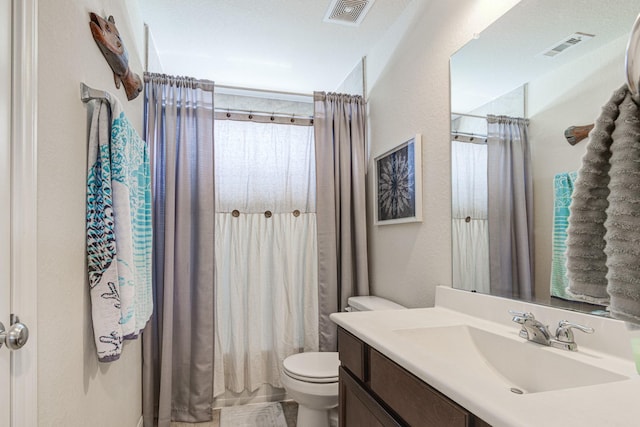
487, 115, 534, 299
451, 140, 489, 293
213, 119, 318, 397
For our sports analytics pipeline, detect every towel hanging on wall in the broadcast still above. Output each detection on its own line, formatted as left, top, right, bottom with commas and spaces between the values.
84, 88, 152, 361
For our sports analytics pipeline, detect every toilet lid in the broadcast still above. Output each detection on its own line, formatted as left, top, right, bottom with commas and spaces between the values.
283, 352, 340, 383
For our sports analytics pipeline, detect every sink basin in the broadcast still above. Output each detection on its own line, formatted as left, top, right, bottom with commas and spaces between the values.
394, 325, 628, 394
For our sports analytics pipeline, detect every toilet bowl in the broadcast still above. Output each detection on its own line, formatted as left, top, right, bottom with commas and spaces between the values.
281, 296, 406, 427
281, 352, 340, 427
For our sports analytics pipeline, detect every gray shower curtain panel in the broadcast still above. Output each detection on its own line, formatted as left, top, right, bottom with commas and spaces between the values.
314, 92, 370, 351
487, 115, 534, 300
142, 73, 216, 427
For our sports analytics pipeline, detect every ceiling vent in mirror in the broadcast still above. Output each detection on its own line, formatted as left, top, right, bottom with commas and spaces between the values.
323, 0, 376, 26
537, 32, 595, 59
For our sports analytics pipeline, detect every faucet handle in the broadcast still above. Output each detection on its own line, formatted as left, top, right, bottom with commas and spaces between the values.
555, 320, 594, 343
509, 310, 535, 324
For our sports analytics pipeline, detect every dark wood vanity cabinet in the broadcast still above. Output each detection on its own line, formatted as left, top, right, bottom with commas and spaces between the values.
338, 327, 492, 427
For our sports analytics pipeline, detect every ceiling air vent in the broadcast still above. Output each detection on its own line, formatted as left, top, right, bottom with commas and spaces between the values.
323, 0, 376, 27
537, 32, 595, 59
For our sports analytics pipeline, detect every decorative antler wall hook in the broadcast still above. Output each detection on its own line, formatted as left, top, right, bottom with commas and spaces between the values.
89, 13, 143, 100
564, 124, 594, 145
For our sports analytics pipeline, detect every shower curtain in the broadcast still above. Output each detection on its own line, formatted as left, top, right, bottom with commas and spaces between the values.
212, 119, 318, 397
487, 115, 534, 299
142, 82, 368, 418
451, 140, 489, 293
142, 73, 215, 427
314, 92, 369, 351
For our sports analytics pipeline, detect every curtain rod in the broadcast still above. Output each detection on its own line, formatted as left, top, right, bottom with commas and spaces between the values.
451, 131, 487, 144
451, 112, 487, 120
452, 130, 487, 138
142, 74, 313, 98
215, 110, 313, 126
214, 107, 313, 119
143, 73, 215, 92
216, 84, 313, 99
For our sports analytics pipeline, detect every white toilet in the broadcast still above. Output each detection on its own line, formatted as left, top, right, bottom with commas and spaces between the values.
281, 296, 406, 427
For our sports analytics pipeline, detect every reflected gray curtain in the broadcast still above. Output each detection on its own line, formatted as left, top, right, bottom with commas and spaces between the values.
487, 115, 534, 299
314, 92, 369, 351
142, 73, 215, 427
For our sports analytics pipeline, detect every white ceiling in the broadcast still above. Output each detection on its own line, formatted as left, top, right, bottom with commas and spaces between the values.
139, 0, 414, 94
451, 0, 640, 114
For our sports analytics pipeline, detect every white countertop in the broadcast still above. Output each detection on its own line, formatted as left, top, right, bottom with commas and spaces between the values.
330, 287, 640, 427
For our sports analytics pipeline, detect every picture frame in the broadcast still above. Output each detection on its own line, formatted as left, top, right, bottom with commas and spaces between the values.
374, 134, 422, 225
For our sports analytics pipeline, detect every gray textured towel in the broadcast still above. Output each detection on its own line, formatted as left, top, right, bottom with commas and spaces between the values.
566, 85, 640, 322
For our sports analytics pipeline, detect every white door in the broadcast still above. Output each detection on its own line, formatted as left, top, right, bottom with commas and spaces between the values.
1, 0, 12, 424
2, 1, 38, 425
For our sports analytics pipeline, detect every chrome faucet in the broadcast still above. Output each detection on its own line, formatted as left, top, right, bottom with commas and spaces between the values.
551, 320, 594, 351
509, 311, 594, 351
509, 310, 552, 345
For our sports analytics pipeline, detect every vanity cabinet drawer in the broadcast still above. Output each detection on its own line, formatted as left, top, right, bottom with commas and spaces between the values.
338, 327, 367, 381
339, 367, 402, 427
369, 349, 471, 427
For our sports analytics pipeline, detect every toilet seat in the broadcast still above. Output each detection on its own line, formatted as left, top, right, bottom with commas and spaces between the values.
283, 352, 340, 383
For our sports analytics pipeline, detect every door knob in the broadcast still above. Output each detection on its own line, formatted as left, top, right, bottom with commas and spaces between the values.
0, 316, 29, 350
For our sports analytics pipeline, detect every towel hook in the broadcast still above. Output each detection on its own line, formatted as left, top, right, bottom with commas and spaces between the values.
80, 82, 111, 103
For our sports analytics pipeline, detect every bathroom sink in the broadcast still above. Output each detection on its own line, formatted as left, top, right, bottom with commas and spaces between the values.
394, 325, 628, 394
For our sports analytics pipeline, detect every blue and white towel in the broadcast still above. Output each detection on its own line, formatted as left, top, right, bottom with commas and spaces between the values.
86, 95, 152, 362
550, 171, 577, 300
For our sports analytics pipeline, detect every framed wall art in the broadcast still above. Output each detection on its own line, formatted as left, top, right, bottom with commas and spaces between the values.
374, 134, 422, 225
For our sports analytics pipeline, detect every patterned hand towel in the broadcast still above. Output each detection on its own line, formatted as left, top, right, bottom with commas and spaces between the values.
86, 100, 122, 361
566, 85, 640, 321
550, 171, 577, 300
86, 96, 152, 362
108, 98, 153, 338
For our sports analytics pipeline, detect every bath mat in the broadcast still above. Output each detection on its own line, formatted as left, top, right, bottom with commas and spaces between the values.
220, 402, 288, 427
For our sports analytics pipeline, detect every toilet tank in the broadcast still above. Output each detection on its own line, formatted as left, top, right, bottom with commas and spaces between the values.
346, 296, 406, 312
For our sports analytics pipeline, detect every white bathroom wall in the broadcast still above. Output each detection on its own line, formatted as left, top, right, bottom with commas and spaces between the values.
335, 58, 365, 96
365, 0, 521, 308
528, 34, 628, 301
38, 0, 145, 425
145, 24, 164, 73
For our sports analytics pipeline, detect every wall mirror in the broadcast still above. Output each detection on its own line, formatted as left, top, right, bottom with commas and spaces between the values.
450, 0, 640, 321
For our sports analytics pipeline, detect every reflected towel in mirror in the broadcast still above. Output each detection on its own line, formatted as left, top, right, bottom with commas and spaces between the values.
550, 171, 577, 300
566, 85, 640, 322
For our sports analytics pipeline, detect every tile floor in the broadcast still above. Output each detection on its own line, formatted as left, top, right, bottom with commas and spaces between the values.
170, 401, 298, 427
